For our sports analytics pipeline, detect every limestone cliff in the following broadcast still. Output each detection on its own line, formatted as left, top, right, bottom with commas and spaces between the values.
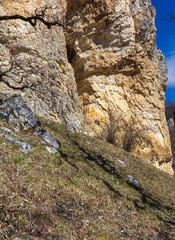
0, 0, 84, 132
0, 0, 173, 174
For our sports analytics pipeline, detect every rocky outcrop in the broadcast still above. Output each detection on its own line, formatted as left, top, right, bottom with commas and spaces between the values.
0, 0, 173, 174
0, 94, 61, 153
0, 130, 31, 154
166, 102, 175, 171
65, 0, 173, 174
0, 0, 84, 132
0, 94, 41, 129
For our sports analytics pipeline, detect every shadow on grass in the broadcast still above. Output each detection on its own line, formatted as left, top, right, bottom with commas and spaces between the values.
157, 215, 175, 225
59, 149, 79, 171
103, 180, 122, 198
68, 139, 175, 217
126, 181, 164, 211
73, 140, 122, 179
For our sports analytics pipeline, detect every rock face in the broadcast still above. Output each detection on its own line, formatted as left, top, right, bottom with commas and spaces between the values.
66, 0, 173, 174
0, 0, 84, 132
0, 0, 173, 174
166, 102, 175, 170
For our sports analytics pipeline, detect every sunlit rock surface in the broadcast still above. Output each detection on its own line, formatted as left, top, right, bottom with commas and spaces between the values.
0, 0, 84, 132
66, 0, 173, 174
0, 0, 173, 174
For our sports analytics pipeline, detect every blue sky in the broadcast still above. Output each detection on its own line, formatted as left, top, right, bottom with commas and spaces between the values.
151, 0, 175, 102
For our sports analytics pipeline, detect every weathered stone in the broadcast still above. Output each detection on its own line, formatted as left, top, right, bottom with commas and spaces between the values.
65, 0, 173, 175
0, 95, 61, 153
45, 146, 58, 154
0, 0, 173, 174
0, 126, 21, 138
0, 0, 84, 132
117, 159, 126, 167
128, 175, 140, 186
34, 128, 61, 149
0, 94, 41, 129
0, 133, 31, 154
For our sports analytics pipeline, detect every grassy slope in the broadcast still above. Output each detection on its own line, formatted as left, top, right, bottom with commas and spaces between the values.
0, 118, 174, 240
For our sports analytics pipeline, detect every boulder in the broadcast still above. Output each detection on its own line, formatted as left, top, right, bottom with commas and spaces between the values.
0, 95, 61, 154
0, 94, 41, 129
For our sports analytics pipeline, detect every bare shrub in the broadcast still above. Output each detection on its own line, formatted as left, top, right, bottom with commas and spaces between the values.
105, 108, 124, 145
122, 120, 151, 152
104, 107, 151, 152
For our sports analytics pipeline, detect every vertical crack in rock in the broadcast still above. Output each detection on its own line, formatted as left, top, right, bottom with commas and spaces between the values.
66, 44, 76, 64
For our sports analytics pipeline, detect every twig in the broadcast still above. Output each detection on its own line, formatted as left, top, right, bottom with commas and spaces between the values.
0, 4, 66, 29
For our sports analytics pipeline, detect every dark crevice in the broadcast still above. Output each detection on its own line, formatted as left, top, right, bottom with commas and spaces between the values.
173, 111, 175, 125
65, 44, 81, 96
66, 44, 76, 64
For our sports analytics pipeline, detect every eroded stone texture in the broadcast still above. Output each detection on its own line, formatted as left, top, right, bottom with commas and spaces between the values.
0, 94, 61, 153
0, 0, 173, 174
0, 0, 84, 132
65, 0, 173, 174
0, 94, 41, 129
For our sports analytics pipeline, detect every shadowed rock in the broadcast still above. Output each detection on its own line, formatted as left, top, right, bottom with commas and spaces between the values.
128, 175, 140, 186
0, 94, 61, 153
0, 94, 41, 129
34, 128, 61, 150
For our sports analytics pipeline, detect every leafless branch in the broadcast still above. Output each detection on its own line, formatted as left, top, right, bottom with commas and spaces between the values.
162, 12, 175, 22
0, 4, 67, 94
122, 122, 151, 152
100, 105, 152, 152
0, 4, 66, 29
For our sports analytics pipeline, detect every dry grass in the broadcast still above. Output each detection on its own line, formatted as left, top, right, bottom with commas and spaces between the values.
0, 118, 174, 239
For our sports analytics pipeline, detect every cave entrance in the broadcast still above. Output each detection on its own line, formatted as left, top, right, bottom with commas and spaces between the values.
66, 43, 87, 97
66, 43, 82, 95
66, 44, 76, 64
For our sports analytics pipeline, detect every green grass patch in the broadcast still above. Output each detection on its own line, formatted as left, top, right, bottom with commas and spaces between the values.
0, 117, 174, 239
13, 157, 25, 164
